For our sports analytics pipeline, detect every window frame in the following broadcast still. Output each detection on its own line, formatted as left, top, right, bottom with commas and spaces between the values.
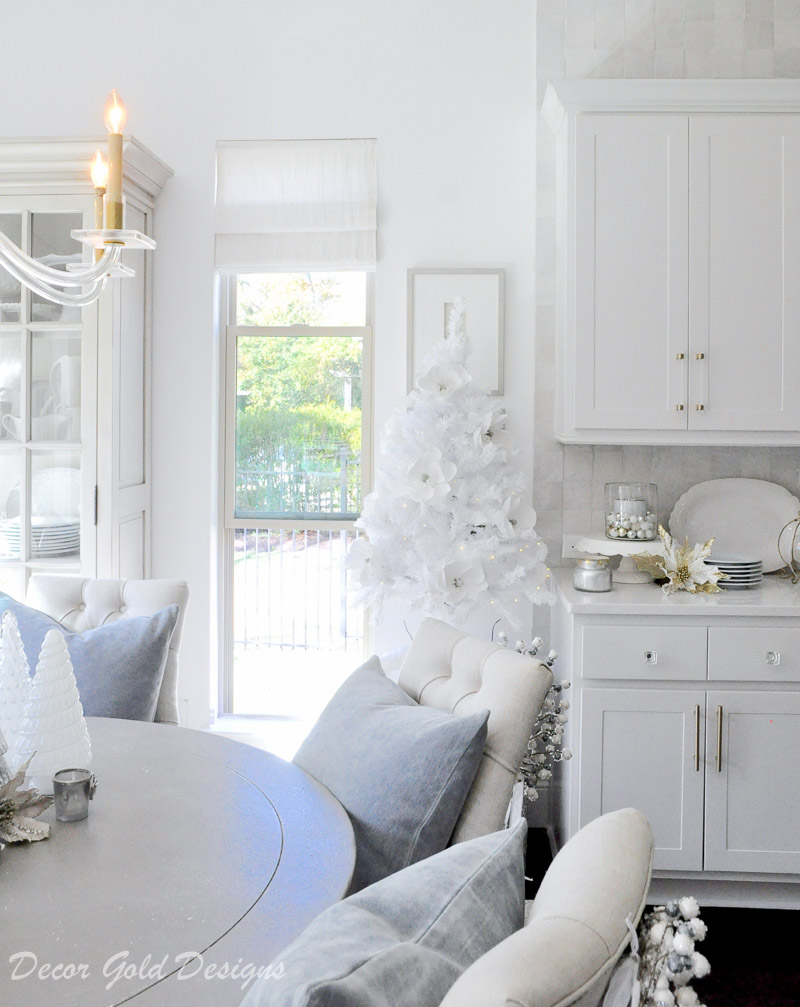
218, 272, 374, 716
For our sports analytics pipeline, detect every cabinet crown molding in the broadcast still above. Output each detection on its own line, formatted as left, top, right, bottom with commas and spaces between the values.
543, 79, 800, 127
0, 137, 173, 201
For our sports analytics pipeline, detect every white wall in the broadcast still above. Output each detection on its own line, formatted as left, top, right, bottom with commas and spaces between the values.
2, 1, 538, 726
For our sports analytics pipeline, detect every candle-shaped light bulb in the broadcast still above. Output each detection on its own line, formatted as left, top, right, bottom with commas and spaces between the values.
104, 89, 126, 134
91, 151, 108, 190
91, 152, 108, 258
103, 90, 126, 230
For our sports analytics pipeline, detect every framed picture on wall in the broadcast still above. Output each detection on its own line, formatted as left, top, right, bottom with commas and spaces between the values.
407, 268, 505, 395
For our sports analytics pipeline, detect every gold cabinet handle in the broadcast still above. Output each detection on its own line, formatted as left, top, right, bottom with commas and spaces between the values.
696, 352, 705, 360
675, 404, 685, 411
694, 704, 700, 772
716, 705, 723, 772
696, 404, 705, 411
675, 352, 685, 360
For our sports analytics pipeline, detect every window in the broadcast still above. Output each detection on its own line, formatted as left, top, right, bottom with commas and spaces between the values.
220, 271, 372, 718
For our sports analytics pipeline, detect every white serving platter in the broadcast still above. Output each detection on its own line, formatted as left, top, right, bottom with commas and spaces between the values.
670, 478, 800, 573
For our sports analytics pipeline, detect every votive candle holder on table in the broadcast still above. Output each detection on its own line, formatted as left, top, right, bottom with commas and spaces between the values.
605, 482, 658, 541
53, 769, 97, 823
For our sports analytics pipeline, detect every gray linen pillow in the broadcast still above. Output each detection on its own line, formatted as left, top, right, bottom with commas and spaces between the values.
0, 593, 179, 722
293, 656, 489, 892
241, 818, 527, 1007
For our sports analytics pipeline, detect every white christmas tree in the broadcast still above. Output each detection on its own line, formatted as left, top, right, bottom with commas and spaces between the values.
0, 611, 32, 771
350, 299, 552, 626
13, 629, 92, 794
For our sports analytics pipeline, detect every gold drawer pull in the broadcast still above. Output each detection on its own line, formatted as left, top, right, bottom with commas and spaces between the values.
696, 352, 705, 360
675, 404, 685, 411
766, 651, 781, 666
675, 352, 685, 360
694, 704, 700, 772
696, 404, 705, 411
716, 705, 723, 773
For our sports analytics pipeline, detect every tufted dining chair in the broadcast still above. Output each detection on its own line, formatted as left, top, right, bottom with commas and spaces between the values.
397, 617, 553, 844
25, 575, 190, 726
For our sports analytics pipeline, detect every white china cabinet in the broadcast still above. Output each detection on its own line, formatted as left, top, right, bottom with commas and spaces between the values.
552, 571, 800, 909
544, 80, 800, 445
0, 139, 171, 598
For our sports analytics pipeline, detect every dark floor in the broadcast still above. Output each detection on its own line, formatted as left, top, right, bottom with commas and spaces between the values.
526, 829, 800, 1006
699, 906, 800, 1006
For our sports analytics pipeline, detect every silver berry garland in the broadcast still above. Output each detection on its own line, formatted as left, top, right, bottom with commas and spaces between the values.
495, 631, 572, 800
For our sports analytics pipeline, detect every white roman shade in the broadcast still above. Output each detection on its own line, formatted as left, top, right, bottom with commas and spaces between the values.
215, 138, 377, 273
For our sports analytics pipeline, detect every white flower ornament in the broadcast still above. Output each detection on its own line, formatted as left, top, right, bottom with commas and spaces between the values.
417, 363, 471, 399
473, 409, 514, 452
403, 447, 456, 503
494, 495, 538, 539
440, 561, 487, 607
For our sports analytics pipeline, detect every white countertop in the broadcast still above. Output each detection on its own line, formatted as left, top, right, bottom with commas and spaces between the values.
555, 568, 800, 617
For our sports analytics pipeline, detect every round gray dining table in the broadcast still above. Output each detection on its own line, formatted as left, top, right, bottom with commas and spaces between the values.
0, 717, 356, 1006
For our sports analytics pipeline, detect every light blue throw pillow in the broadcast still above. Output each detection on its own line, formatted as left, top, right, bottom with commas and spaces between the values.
240, 819, 527, 1007
0, 594, 178, 722
293, 656, 489, 892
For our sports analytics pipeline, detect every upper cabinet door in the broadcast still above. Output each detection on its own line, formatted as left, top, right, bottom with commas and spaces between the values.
689, 116, 800, 431
573, 114, 689, 431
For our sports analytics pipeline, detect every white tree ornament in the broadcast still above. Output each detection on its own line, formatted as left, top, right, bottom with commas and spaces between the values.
13, 629, 92, 794
350, 299, 553, 625
0, 611, 32, 770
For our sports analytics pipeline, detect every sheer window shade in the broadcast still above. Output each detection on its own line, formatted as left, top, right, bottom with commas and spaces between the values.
215, 139, 377, 273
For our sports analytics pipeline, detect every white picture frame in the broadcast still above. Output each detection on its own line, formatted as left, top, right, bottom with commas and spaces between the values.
407, 268, 505, 395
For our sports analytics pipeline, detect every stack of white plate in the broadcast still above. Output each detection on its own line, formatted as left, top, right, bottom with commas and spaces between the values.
0, 516, 80, 559
705, 555, 763, 590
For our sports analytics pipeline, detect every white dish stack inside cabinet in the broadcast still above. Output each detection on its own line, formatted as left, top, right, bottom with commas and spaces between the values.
551, 570, 800, 909
0, 139, 172, 598
543, 80, 800, 446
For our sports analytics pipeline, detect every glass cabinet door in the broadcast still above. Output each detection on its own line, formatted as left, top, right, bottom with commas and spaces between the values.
0, 208, 87, 596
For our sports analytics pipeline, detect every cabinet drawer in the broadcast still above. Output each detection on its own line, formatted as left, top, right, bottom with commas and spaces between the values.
708, 628, 800, 682
581, 625, 707, 681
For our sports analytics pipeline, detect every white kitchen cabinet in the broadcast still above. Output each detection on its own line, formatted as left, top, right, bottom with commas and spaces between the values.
552, 570, 800, 908
580, 688, 706, 871
704, 690, 800, 874
544, 80, 800, 445
0, 139, 172, 595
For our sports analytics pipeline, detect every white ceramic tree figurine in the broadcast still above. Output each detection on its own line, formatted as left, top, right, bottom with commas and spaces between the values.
0, 725, 11, 785
13, 629, 92, 794
0, 611, 32, 769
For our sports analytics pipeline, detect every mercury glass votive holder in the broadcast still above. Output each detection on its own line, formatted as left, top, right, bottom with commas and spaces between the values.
605, 482, 658, 542
53, 769, 97, 823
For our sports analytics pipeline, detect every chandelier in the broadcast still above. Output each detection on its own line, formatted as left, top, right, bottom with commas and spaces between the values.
0, 91, 155, 307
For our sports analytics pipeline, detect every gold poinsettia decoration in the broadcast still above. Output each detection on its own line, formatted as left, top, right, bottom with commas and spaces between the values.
0, 755, 53, 843
634, 525, 727, 595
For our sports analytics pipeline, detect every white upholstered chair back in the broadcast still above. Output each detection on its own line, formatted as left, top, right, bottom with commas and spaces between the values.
25, 575, 190, 725
397, 617, 553, 843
